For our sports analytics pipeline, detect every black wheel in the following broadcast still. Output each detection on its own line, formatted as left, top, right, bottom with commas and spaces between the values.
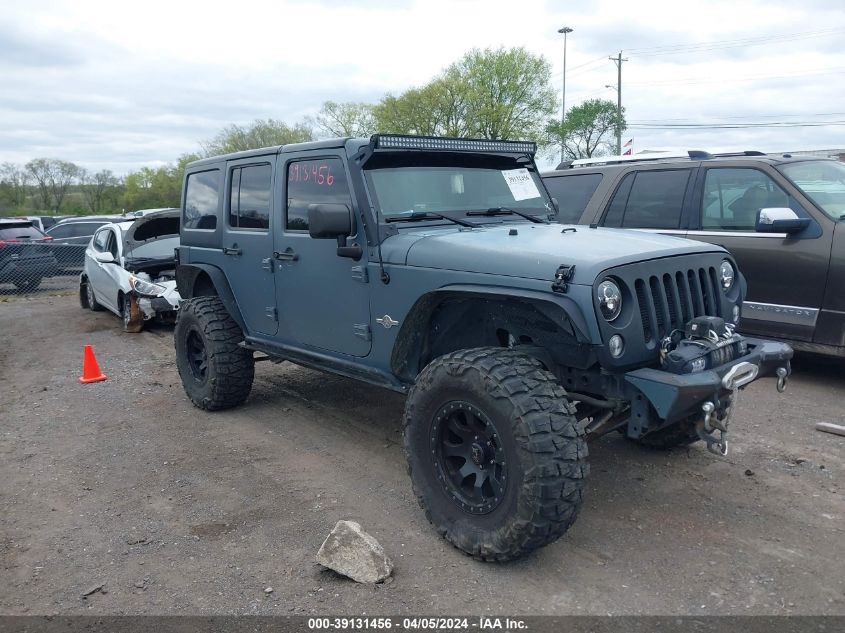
13, 277, 42, 292
82, 278, 102, 311
174, 296, 254, 411
121, 293, 144, 333
403, 347, 588, 561
631, 416, 700, 449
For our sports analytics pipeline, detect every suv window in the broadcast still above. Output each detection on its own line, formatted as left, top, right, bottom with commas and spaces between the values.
604, 170, 691, 229
229, 163, 271, 230
184, 170, 220, 231
0, 223, 44, 240
46, 223, 74, 238
286, 158, 351, 231
544, 173, 603, 223
701, 168, 791, 231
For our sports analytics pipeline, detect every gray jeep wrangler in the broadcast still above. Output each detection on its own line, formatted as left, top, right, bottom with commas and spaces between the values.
173, 134, 793, 561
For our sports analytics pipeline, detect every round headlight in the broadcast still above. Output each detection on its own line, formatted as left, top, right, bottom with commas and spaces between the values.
719, 260, 735, 291
597, 279, 622, 321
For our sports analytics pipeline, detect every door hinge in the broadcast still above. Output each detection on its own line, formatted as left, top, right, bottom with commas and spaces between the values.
351, 265, 369, 283
353, 324, 371, 341
265, 307, 278, 321
261, 257, 274, 272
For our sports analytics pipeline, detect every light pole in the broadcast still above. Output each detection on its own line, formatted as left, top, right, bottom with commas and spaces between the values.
558, 26, 573, 164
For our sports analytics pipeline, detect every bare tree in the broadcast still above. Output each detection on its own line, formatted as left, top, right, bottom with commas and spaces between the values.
25, 158, 80, 213
316, 101, 377, 137
80, 168, 120, 214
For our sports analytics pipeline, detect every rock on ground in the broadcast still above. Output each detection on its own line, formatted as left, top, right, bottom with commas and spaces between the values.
316, 520, 393, 584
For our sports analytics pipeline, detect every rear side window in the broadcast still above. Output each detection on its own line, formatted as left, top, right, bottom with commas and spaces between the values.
286, 158, 351, 231
544, 173, 603, 223
229, 163, 272, 230
0, 223, 44, 240
46, 224, 74, 238
603, 169, 690, 229
184, 170, 220, 231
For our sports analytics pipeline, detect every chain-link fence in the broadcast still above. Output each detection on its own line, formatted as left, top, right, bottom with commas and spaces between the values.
0, 234, 82, 297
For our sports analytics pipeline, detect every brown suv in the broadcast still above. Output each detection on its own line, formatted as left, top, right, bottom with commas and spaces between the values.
543, 151, 845, 357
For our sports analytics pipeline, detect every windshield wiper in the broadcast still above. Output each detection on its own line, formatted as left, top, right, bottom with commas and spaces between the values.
385, 211, 478, 228
466, 207, 549, 224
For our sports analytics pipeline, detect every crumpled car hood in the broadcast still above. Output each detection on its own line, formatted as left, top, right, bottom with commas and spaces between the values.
383, 223, 726, 284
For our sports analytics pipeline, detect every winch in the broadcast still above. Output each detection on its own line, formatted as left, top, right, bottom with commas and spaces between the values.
660, 316, 747, 375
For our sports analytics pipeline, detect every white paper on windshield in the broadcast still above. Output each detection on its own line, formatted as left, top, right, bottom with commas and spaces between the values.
501, 168, 541, 201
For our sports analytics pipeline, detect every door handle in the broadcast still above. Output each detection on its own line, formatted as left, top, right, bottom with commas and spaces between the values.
273, 249, 299, 261
223, 246, 242, 256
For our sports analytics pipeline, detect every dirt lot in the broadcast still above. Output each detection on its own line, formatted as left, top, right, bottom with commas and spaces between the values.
1, 293, 843, 616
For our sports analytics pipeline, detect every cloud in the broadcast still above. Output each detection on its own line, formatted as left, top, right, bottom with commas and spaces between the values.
1, 0, 844, 173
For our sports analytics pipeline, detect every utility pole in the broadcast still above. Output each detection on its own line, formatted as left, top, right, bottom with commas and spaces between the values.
558, 26, 573, 164
609, 51, 628, 155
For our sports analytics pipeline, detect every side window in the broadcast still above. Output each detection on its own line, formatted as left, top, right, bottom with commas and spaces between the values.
48, 224, 74, 238
603, 172, 635, 227
229, 163, 272, 230
701, 168, 791, 231
106, 231, 119, 258
184, 170, 220, 230
608, 170, 690, 229
92, 229, 109, 252
544, 173, 603, 223
286, 158, 352, 232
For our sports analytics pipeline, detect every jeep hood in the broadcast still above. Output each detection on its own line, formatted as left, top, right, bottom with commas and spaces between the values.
383, 223, 726, 284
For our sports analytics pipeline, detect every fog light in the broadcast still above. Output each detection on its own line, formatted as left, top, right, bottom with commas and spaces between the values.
609, 334, 624, 358
732, 304, 741, 324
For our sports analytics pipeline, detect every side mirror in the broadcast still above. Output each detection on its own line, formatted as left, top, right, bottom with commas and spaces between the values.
756, 207, 811, 234
307, 203, 362, 261
308, 203, 352, 239
94, 251, 116, 264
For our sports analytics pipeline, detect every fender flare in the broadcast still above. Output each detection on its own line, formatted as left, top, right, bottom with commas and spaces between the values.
390, 284, 595, 380
175, 263, 247, 333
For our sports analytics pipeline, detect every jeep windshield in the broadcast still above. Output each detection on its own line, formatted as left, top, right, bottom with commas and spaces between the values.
778, 160, 845, 220
363, 154, 552, 222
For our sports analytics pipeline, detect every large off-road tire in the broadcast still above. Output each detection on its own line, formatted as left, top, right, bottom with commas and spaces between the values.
174, 296, 254, 411
82, 277, 103, 311
121, 293, 144, 333
403, 347, 588, 561
631, 417, 701, 449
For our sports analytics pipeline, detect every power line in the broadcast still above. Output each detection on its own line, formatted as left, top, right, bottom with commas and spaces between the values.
627, 121, 845, 129
630, 112, 845, 123
626, 28, 844, 57
625, 66, 845, 88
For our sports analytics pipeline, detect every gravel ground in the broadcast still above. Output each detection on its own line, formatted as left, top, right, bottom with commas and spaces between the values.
0, 293, 843, 616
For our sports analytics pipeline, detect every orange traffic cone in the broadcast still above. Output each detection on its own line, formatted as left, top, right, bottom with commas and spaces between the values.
79, 344, 107, 384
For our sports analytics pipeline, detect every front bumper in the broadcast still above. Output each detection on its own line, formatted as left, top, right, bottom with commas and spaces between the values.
622, 337, 792, 434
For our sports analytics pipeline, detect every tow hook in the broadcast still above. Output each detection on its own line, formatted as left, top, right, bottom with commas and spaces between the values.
776, 367, 788, 393
697, 400, 731, 457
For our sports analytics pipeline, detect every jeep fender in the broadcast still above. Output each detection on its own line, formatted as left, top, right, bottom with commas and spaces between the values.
175, 263, 247, 334
390, 285, 595, 381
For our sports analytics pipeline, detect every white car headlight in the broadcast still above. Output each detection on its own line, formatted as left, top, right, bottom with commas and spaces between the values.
719, 260, 735, 292
597, 279, 622, 322
129, 275, 166, 297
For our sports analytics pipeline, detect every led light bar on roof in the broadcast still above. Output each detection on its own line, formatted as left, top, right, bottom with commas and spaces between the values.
371, 134, 536, 155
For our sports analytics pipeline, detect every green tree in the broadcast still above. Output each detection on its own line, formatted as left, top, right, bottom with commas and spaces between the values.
0, 163, 30, 211
316, 101, 376, 137
453, 47, 557, 141
122, 153, 199, 211
548, 99, 626, 160
24, 158, 80, 213
372, 47, 556, 145
201, 119, 313, 156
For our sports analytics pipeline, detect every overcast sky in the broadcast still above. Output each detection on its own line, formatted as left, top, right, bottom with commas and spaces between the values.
2, 0, 844, 173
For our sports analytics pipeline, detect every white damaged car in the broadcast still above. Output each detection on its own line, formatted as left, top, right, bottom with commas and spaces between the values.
80, 210, 181, 332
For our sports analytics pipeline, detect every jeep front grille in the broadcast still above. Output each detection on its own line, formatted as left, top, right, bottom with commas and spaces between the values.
634, 266, 722, 344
